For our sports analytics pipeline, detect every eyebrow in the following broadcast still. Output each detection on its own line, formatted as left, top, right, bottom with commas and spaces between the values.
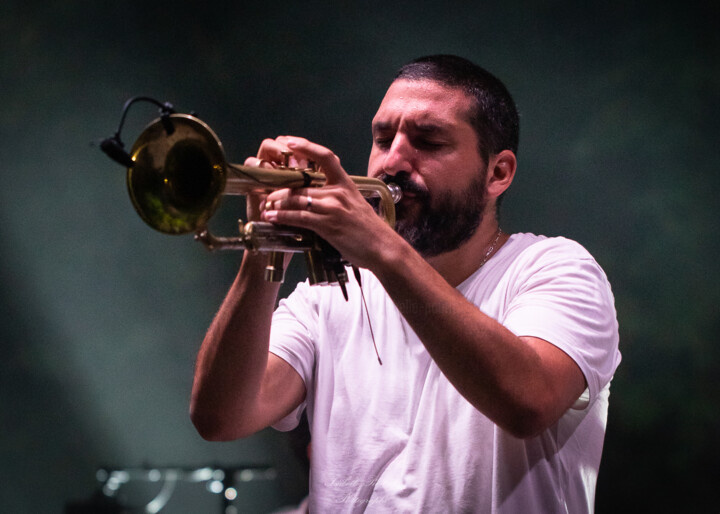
413, 122, 448, 135
372, 120, 451, 135
371, 121, 393, 133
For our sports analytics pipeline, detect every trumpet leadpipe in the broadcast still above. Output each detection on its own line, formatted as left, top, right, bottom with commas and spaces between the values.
224, 164, 401, 228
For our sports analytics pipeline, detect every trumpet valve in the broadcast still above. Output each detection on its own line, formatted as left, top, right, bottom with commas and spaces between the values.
265, 251, 285, 283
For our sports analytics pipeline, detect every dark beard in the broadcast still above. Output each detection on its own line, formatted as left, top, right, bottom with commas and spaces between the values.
380, 171, 488, 258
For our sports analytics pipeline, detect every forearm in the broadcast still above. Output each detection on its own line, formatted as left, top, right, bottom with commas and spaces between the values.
190, 251, 281, 440
373, 241, 580, 438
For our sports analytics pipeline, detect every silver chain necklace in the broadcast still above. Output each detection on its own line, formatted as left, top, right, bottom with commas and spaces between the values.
478, 228, 503, 268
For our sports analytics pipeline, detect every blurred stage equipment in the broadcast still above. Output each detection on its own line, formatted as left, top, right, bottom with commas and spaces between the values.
100, 97, 401, 299
65, 464, 277, 514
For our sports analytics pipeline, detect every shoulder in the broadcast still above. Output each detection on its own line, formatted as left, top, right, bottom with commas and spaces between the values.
500, 234, 620, 400
507, 232, 596, 262
499, 233, 605, 279
488, 233, 615, 308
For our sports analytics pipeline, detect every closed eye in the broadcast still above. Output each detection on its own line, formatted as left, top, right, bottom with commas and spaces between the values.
372, 134, 394, 149
411, 136, 449, 151
416, 138, 445, 149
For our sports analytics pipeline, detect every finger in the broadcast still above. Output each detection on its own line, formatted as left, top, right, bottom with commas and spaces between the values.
261, 198, 316, 226
245, 191, 267, 221
263, 185, 321, 205
243, 156, 275, 168
263, 187, 293, 207
264, 189, 320, 213
285, 138, 353, 186
261, 136, 316, 169
252, 138, 295, 166
274, 136, 310, 168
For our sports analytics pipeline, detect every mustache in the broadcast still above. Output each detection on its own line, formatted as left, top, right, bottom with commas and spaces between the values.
378, 173, 429, 199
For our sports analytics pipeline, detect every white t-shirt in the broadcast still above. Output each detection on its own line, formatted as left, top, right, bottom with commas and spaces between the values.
269, 233, 621, 513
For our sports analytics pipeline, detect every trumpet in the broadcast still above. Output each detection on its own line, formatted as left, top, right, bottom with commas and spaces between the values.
121, 113, 401, 290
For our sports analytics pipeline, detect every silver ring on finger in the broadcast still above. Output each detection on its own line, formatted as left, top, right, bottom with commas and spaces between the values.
305, 195, 313, 211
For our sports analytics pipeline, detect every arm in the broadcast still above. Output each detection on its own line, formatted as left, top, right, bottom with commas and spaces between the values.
370, 244, 587, 439
189, 252, 306, 441
189, 152, 307, 442
261, 138, 586, 439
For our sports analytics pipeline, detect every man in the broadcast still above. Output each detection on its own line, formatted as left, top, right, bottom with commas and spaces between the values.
190, 55, 620, 513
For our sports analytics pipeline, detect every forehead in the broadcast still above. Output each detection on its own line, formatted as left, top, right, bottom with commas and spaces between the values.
372, 79, 475, 128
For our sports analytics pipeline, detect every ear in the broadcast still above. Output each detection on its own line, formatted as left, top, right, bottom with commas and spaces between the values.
485, 150, 517, 200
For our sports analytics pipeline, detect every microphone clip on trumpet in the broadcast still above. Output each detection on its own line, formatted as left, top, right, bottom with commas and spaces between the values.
100, 97, 401, 299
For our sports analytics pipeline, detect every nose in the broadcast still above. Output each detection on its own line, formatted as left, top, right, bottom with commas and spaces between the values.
381, 134, 413, 177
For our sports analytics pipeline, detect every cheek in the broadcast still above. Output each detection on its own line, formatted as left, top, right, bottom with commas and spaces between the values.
426, 173, 474, 203
367, 149, 382, 177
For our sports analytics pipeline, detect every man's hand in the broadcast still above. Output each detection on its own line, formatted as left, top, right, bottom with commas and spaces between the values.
257, 136, 400, 270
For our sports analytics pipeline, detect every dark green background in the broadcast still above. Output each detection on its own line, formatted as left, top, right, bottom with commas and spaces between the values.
1, 1, 718, 512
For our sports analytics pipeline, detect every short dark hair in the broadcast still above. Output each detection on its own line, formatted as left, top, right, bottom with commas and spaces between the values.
394, 55, 519, 163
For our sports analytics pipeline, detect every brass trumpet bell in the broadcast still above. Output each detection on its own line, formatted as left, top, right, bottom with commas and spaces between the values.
128, 114, 227, 235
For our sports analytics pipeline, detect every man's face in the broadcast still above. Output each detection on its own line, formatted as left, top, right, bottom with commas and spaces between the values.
368, 79, 489, 257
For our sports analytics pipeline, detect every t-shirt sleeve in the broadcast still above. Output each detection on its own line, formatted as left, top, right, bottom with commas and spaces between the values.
502, 238, 620, 407
268, 281, 318, 431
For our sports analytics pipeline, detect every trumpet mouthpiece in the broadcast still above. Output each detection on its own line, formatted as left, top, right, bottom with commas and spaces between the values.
386, 183, 403, 203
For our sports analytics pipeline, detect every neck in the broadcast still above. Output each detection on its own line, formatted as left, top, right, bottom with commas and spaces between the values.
425, 218, 508, 287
